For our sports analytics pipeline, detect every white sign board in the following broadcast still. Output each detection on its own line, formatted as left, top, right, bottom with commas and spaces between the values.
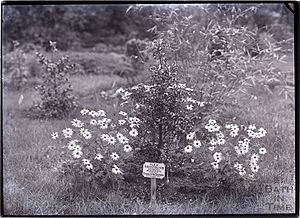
142, 162, 165, 179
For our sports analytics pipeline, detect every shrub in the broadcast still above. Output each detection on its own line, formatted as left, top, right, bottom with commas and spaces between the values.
30, 41, 77, 119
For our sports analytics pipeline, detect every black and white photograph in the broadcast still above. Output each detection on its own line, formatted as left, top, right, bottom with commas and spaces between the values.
1, 2, 298, 216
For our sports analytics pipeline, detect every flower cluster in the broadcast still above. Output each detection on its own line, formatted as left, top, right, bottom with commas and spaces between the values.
247, 124, 267, 138
225, 124, 239, 137
52, 107, 140, 176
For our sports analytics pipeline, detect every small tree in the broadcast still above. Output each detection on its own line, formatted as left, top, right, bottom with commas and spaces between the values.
31, 41, 77, 119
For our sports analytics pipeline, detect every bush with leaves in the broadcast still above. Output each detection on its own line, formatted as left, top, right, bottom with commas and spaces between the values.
4, 40, 28, 90
30, 41, 77, 119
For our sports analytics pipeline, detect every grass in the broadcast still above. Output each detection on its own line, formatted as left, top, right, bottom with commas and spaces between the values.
2, 52, 296, 215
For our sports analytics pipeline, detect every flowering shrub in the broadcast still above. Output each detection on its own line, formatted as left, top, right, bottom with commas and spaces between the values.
30, 41, 77, 119
52, 5, 274, 199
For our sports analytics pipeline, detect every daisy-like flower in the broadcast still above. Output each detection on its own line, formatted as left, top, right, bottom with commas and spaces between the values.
101, 134, 110, 141
239, 168, 246, 176
82, 159, 90, 164
97, 109, 106, 117
193, 140, 202, 148
129, 129, 138, 137
208, 146, 215, 151
213, 152, 222, 163
72, 149, 83, 158
208, 119, 217, 125
248, 124, 256, 130
67, 139, 80, 150
216, 132, 224, 139
184, 145, 193, 153
259, 147, 267, 155
186, 105, 193, 110
248, 173, 255, 178
186, 132, 195, 140
210, 138, 217, 146
205, 124, 215, 133
251, 164, 259, 173
119, 111, 127, 116
80, 108, 89, 116
115, 87, 125, 94
217, 138, 225, 145
95, 153, 104, 160
51, 132, 59, 139
212, 124, 221, 132
234, 146, 242, 155
124, 144, 132, 152
90, 119, 98, 125
112, 165, 123, 174
71, 119, 84, 128
197, 101, 205, 107
234, 162, 243, 171
89, 110, 99, 117
229, 131, 238, 137
99, 123, 108, 129
118, 120, 126, 125
129, 117, 141, 124
85, 163, 93, 170
251, 153, 259, 162
62, 128, 73, 138
211, 162, 219, 170
110, 152, 120, 160
108, 136, 116, 145
258, 128, 267, 137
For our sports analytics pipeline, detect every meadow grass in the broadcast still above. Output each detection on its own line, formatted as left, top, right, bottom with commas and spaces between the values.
2, 56, 295, 215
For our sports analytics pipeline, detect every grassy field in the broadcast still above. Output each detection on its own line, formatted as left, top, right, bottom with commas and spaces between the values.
2, 51, 295, 215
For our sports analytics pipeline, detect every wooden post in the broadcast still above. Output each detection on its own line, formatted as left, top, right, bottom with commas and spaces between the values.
150, 178, 157, 206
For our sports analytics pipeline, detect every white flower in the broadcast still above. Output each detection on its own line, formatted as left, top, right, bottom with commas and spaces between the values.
112, 165, 123, 174
110, 152, 120, 160
211, 162, 219, 170
212, 125, 220, 132
251, 153, 259, 162
186, 105, 193, 110
124, 144, 132, 152
85, 163, 93, 170
129, 129, 138, 137
67, 139, 80, 150
129, 117, 141, 124
71, 119, 84, 128
184, 145, 193, 153
193, 140, 202, 148
251, 164, 259, 173
97, 109, 106, 117
229, 131, 238, 137
259, 147, 267, 155
80, 128, 92, 139
119, 111, 127, 116
116, 87, 125, 94
210, 138, 217, 146
186, 132, 195, 140
213, 152, 222, 163
101, 134, 110, 141
99, 123, 108, 129
217, 138, 225, 145
51, 132, 59, 139
234, 162, 243, 171
90, 119, 98, 125
216, 132, 224, 139
89, 110, 99, 117
205, 124, 215, 133
62, 128, 73, 138
248, 124, 256, 130
80, 109, 89, 116
208, 146, 215, 151
82, 159, 90, 164
118, 119, 126, 125
208, 119, 217, 125
239, 168, 246, 176
234, 146, 242, 155
95, 153, 104, 160
108, 136, 116, 145
72, 149, 83, 158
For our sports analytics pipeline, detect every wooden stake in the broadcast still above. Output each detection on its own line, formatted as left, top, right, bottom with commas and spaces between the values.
150, 178, 157, 206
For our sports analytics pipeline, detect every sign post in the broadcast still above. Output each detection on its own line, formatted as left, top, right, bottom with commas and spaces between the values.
142, 162, 165, 206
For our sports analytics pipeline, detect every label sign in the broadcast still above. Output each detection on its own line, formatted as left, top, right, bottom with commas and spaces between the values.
142, 162, 165, 179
